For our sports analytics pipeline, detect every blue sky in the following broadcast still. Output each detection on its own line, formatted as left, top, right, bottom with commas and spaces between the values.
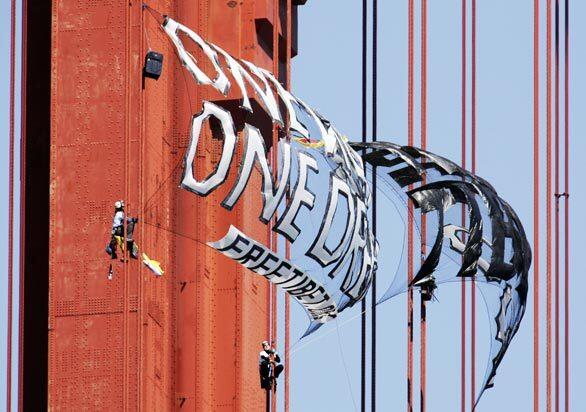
1, 1, 585, 411
286, 1, 585, 411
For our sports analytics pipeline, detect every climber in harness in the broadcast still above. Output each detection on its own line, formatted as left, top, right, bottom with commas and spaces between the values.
259, 340, 284, 391
106, 200, 139, 260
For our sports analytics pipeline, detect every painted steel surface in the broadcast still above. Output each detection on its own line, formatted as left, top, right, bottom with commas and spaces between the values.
45, 1, 290, 410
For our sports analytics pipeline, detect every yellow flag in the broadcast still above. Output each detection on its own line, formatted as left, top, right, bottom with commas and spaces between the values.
142, 253, 164, 276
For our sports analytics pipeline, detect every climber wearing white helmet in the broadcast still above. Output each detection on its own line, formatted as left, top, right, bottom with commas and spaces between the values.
106, 200, 139, 260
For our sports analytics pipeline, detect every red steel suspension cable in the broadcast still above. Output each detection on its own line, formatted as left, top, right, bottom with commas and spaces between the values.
284, 0, 292, 412
360, 0, 367, 410
407, 0, 415, 410
361, 1, 368, 411
271, 1, 279, 410
419, 0, 427, 410
563, 1, 569, 409
18, 0, 28, 410
546, 1, 553, 410
533, 0, 541, 411
6, 0, 16, 409
371, 1, 378, 411
284, 1, 292, 410
553, 2, 560, 410
470, 0, 477, 408
460, 1, 467, 410
18, 0, 28, 407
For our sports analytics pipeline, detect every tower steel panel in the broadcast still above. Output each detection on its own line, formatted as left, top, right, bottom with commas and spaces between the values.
20, 0, 299, 410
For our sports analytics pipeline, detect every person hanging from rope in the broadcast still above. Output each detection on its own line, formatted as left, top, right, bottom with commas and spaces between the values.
259, 340, 284, 391
105, 200, 139, 260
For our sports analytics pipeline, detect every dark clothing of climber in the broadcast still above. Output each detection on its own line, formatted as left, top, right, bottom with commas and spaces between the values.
259, 342, 284, 390
106, 201, 139, 260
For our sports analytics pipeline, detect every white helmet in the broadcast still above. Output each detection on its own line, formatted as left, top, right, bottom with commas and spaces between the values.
114, 200, 124, 209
